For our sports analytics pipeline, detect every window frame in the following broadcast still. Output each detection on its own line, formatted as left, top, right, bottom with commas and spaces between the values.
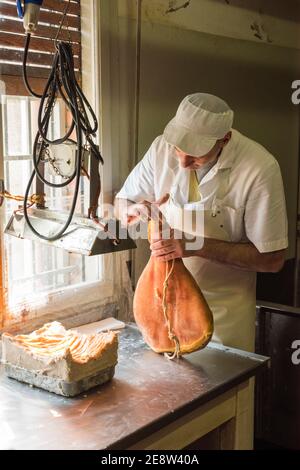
0, 0, 117, 331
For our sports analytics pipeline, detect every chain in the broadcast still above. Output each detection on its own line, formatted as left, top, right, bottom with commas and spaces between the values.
49, 160, 69, 179
40, 85, 70, 179
0, 190, 45, 207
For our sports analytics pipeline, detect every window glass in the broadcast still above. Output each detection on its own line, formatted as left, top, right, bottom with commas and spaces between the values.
2, 96, 103, 315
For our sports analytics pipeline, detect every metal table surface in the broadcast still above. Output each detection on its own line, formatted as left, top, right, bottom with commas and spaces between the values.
0, 324, 269, 450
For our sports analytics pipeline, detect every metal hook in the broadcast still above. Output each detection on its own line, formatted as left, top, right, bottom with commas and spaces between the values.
54, 0, 72, 48
66, 14, 71, 45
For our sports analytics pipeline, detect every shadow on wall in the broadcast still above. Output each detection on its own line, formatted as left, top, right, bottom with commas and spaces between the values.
136, 24, 299, 156
210, 0, 300, 23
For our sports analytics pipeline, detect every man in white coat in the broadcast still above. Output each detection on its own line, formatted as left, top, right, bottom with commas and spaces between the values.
115, 93, 288, 353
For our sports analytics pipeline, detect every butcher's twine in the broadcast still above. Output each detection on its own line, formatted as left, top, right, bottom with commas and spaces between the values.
162, 259, 181, 360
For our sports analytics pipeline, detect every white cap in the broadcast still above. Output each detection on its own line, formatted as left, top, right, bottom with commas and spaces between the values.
163, 93, 234, 157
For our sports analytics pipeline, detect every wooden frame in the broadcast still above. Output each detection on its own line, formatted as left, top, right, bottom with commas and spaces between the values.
0, 93, 5, 329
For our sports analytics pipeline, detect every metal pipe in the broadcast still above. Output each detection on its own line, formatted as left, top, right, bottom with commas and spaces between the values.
131, 0, 142, 288
133, 0, 142, 168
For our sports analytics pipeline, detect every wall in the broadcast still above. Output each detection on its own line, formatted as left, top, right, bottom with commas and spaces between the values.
102, 0, 300, 284
118, 0, 300, 50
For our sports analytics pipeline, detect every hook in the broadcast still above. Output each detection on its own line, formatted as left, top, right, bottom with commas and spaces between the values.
54, 0, 72, 48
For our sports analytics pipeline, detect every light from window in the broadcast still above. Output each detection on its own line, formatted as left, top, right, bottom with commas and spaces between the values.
2, 95, 103, 315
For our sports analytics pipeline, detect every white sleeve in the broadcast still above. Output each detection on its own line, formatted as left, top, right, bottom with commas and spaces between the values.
245, 161, 288, 253
115, 142, 156, 203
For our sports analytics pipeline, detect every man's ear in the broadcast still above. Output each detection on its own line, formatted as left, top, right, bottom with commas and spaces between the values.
220, 131, 232, 148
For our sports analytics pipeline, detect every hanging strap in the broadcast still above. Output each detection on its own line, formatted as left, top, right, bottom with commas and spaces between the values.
161, 259, 181, 360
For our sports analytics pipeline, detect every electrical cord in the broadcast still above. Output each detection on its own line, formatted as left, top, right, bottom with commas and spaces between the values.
23, 34, 103, 242
22, 33, 44, 98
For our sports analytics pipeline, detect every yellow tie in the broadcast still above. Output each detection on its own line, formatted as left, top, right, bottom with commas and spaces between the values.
188, 170, 201, 203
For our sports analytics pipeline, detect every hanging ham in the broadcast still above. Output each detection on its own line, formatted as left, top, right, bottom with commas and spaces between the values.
133, 217, 214, 358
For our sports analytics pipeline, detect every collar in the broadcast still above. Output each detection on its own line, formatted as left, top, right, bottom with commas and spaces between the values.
215, 129, 236, 170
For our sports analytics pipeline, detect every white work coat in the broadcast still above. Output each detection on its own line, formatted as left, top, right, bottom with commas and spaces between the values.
116, 129, 288, 352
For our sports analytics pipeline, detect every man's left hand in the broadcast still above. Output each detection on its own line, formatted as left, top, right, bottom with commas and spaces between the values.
150, 236, 189, 261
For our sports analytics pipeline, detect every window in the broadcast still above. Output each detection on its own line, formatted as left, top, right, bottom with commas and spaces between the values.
1, 95, 103, 319
0, 1, 116, 329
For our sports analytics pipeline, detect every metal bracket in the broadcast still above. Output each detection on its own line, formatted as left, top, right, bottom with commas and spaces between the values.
89, 145, 101, 218
0, 179, 4, 207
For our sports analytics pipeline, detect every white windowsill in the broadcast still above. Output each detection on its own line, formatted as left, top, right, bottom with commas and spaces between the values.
0, 279, 117, 335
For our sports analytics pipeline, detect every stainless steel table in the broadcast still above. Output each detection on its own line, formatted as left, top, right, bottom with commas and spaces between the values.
0, 324, 269, 450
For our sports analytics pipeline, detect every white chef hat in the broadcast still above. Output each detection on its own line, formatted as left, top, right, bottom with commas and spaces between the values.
163, 93, 234, 157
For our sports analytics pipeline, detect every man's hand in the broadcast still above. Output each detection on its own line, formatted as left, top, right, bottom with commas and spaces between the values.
115, 199, 152, 226
115, 194, 169, 226
126, 195, 169, 225
150, 230, 191, 261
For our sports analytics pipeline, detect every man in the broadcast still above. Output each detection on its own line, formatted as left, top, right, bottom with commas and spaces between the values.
115, 93, 288, 353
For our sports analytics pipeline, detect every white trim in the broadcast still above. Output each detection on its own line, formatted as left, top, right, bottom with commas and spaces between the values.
81, 0, 121, 285
3, 279, 114, 326
0, 76, 6, 329
97, 0, 117, 204
0, 93, 4, 182
0, 281, 117, 335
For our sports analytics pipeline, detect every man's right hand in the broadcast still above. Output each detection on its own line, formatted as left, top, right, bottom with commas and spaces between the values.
126, 201, 153, 225
115, 194, 169, 226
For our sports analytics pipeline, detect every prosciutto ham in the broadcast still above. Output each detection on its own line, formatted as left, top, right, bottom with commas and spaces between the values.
133, 221, 214, 358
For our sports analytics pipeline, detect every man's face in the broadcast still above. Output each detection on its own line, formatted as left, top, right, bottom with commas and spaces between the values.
175, 132, 231, 170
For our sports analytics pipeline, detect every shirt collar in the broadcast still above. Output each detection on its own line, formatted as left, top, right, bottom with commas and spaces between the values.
215, 129, 236, 170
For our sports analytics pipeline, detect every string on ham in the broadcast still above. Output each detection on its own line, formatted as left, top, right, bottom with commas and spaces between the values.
161, 259, 181, 360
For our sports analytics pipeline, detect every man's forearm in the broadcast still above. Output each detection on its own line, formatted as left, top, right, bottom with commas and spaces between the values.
195, 238, 285, 273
